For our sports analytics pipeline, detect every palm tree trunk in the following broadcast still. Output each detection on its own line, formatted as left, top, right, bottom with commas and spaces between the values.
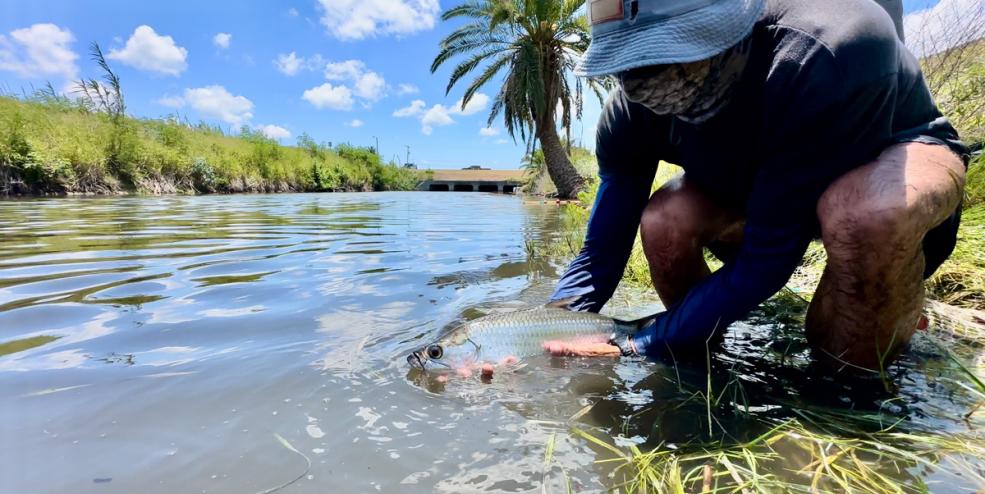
536, 116, 584, 199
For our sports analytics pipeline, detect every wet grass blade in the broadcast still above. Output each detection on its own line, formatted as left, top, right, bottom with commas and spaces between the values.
544, 432, 556, 466
569, 402, 594, 422
571, 427, 629, 459
255, 433, 312, 494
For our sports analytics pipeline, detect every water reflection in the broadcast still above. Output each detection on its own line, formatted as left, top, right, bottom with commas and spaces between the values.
0, 192, 981, 493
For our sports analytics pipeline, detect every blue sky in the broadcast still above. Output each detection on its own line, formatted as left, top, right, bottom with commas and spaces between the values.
0, 0, 955, 170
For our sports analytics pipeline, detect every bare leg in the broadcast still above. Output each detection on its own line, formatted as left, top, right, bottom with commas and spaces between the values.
640, 174, 743, 307
543, 174, 742, 358
808, 143, 965, 371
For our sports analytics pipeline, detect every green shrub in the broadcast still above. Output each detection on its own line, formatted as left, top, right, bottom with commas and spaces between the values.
155, 120, 188, 152
0, 96, 420, 195
0, 108, 31, 168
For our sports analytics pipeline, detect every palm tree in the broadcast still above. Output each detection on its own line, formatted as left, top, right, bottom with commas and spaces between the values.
432, 0, 607, 199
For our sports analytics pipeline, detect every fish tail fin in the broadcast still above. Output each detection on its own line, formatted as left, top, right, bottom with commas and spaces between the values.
615, 314, 656, 333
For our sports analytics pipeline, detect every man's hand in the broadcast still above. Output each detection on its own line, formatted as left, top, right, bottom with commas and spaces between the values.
434, 356, 519, 382
458, 339, 623, 381
542, 340, 621, 357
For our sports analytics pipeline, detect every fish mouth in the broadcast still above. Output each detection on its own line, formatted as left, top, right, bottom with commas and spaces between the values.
407, 349, 452, 372
407, 351, 427, 370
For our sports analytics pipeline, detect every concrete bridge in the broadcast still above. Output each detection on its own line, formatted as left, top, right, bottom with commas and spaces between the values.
418, 169, 525, 193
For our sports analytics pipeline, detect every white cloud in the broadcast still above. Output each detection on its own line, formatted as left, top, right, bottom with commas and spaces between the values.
258, 124, 290, 140
213, 32, 231, 49
354, 71, 386, 101
183, 85, 254, 126
324, 59, 365, 81
393, 99, 426, 117
287, 8, 300, 17
274, 52, 327, 76
157, 95, 185, 107
320, 59, 387, 102
495, 138, 510, 145
904, 0, 985, 57
412, 93, 490, 135
420, 104, 455, 135
275, 51, 303, 76
397, 83, 419, 95
454, 93, 489, 116
306, 54, 326, 69
479, 126, 500, 136
317, 0, 440, 41
107, 25, 187, 76
347, 119, 364, 127
0, 23, 78, 81
302, 83, 354, 110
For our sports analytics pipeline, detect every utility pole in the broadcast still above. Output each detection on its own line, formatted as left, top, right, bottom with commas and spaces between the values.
373, 136, 380, 156
405, 145, 411, 165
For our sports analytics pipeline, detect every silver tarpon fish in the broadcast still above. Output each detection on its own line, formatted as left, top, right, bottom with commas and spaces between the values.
407, 307, 650, 371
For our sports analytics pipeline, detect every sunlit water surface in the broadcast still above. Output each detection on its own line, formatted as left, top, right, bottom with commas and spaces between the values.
0, 192, 982, 493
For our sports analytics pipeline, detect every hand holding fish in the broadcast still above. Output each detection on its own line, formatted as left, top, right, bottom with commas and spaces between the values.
408, 307, 651, 377
541, 339, 621, 357
434, 355, 519, 381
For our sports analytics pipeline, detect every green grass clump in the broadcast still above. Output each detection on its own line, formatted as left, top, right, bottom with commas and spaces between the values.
573, 418, 985, 493
965, 152, 985, 207
0, 95, 422, 195
928, 202, 985, 309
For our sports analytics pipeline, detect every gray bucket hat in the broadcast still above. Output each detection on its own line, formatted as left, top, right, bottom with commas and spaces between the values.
576, 0, 766, 77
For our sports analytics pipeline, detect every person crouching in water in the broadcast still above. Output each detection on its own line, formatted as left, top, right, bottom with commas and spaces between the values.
545, 0, 968, 373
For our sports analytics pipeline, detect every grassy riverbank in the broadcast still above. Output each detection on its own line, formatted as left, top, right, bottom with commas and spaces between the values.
0, 95, 422, 195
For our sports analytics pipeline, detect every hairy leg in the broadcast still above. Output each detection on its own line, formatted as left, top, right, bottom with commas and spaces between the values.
640, 174, 744, 307
543, 175, 743, 358
808, 143, 965, 372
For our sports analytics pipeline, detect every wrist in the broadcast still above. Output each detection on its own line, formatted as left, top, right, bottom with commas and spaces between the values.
630, 328, 653, 357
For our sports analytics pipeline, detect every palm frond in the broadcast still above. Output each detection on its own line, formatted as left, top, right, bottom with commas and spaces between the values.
445, 47, 513, 96
463, 53, 513, 109
442, 1, 490, 21
432, 31, 509, 73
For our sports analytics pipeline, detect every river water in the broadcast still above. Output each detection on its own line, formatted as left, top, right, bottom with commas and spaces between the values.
1, 192, 982, 493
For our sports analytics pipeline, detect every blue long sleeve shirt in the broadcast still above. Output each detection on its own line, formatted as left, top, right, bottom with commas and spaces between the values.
550, 0, 965, 358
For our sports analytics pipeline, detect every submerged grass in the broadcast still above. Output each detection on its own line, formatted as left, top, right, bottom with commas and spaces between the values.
573, 417, 985, 494
556, 316, 985, 492
531, 153, 985, 493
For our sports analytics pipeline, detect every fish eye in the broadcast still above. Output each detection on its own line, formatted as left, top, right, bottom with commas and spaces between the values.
426, 345, 443, 359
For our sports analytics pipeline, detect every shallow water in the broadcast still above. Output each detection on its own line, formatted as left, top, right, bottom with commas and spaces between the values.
0, 192, 982, 493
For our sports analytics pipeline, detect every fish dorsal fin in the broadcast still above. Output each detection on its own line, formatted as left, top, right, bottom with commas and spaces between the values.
547, 297, 657, 331
544, 296, 579, 310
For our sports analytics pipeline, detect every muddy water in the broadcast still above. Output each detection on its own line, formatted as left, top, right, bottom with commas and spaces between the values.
0, 192, 981, 493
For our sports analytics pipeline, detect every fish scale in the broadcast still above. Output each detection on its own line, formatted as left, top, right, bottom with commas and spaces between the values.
410, 307, 646, 370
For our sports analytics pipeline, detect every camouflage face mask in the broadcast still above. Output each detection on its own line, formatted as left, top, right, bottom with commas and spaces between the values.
618, 36, 752, 123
